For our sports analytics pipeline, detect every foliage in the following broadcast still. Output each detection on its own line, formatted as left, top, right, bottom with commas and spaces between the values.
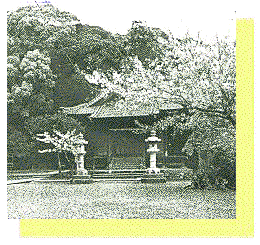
19, 49, 56, 93
7, 5, 171, 110
85, 33, 236, 189
86, 35, 236, 128
125, 21, 165, 67
7, 129, 34, 161
7, 4, 80, 57
7, 81, 33, 118
75, 25, 126, 73
36, 130, 88, 155
54, 65, 97, 107
7, 55, 21, 90
160, 35, 236, 127
85, 56, 163, 110
26, 113, 86, 171
181, 111, 236, 188
24, 112, 86, 136
35, 129, 87, 172
7, 49, 56, 119
7, 4, 121, 107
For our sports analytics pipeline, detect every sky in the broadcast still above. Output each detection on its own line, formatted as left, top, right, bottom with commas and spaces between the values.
5, 0, 254, 42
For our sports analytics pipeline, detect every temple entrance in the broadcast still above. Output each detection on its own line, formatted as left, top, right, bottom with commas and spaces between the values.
108, 130, 146, 170
109, 130, 145, 157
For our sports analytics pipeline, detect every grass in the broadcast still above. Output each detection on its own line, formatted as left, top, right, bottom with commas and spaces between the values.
7, 182, 236, 219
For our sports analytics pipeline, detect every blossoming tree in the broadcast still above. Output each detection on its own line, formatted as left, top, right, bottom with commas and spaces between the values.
36, 129, 88, 174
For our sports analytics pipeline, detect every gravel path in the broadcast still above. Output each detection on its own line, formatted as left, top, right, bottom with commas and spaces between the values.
7, 182, 236, 219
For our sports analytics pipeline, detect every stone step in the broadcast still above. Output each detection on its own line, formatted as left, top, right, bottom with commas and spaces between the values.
33, 179, 72, 183
33, 170, 71, 177
92, 172, 143, 176
89, 169, 146, 173
73, 175, 91, 179
93, 178, 141, 182
91, 174, 143, 179
72, 178, 93, 184
109, 157, 146, 170
7, 178, 35, 185
141, 173, 167, 183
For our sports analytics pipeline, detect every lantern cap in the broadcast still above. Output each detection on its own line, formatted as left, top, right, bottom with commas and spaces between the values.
151, 130, 156, 136
145, 130, 161, 142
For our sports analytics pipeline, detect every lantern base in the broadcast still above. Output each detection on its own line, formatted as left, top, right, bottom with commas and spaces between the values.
146, 167, 161, 174
76, 168, 89, 175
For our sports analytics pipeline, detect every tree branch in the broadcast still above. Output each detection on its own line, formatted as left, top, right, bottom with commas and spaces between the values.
155, 87, 192, 107
188, 106, 226, 115
189, 106, 236, 127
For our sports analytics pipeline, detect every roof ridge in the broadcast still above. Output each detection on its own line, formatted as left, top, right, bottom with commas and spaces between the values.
89, 92, 117, 118
89, 104, 105, 118
85, 91, 108, 107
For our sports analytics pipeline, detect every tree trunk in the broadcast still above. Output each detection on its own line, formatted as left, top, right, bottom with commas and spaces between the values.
64, 151, 75, 174
57, 152, 61, 174
64, 151, 71, 168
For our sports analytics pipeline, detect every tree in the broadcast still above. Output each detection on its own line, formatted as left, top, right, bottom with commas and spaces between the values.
36, 130, 88, 173
7, 55, 21, 90
181, 111, 236, 189
7, 81, 33, 119
20, 49, 55, 92
7, 4, 236, 181
157, 36, 236, 188
136, 108, 236, 189
7, 4, 80, 58
87, 34, 236, 128
7, 49, 56, 122
125, 21, 165, 67
54, 64, 97, 108
75, 24, 126, 73
22, 112, 86, 170
24, 112, 86, 136
7, 128, 35, 168
156, 35, 236, 128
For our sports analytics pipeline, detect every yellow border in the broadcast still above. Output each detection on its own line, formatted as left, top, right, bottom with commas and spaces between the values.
19, 19, 254, 238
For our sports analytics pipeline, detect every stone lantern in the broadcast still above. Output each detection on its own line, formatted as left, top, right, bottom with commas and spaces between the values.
145, 130, 161, 174
74, 133, 88, 175
72, 133, 93, 184
141, 130, 166, 183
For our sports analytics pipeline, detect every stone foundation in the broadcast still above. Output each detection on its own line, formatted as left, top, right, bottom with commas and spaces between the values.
72, 175, 93, 184
141, 173, 166, 183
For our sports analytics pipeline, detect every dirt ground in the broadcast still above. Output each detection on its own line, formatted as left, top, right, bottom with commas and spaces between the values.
7, 181, 236, 219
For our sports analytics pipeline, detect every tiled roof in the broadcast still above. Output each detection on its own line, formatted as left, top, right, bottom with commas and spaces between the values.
158, 103, 183, 110
91, 102, 159, 118
62, 92, 182, 118
61, 104, 99, 115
